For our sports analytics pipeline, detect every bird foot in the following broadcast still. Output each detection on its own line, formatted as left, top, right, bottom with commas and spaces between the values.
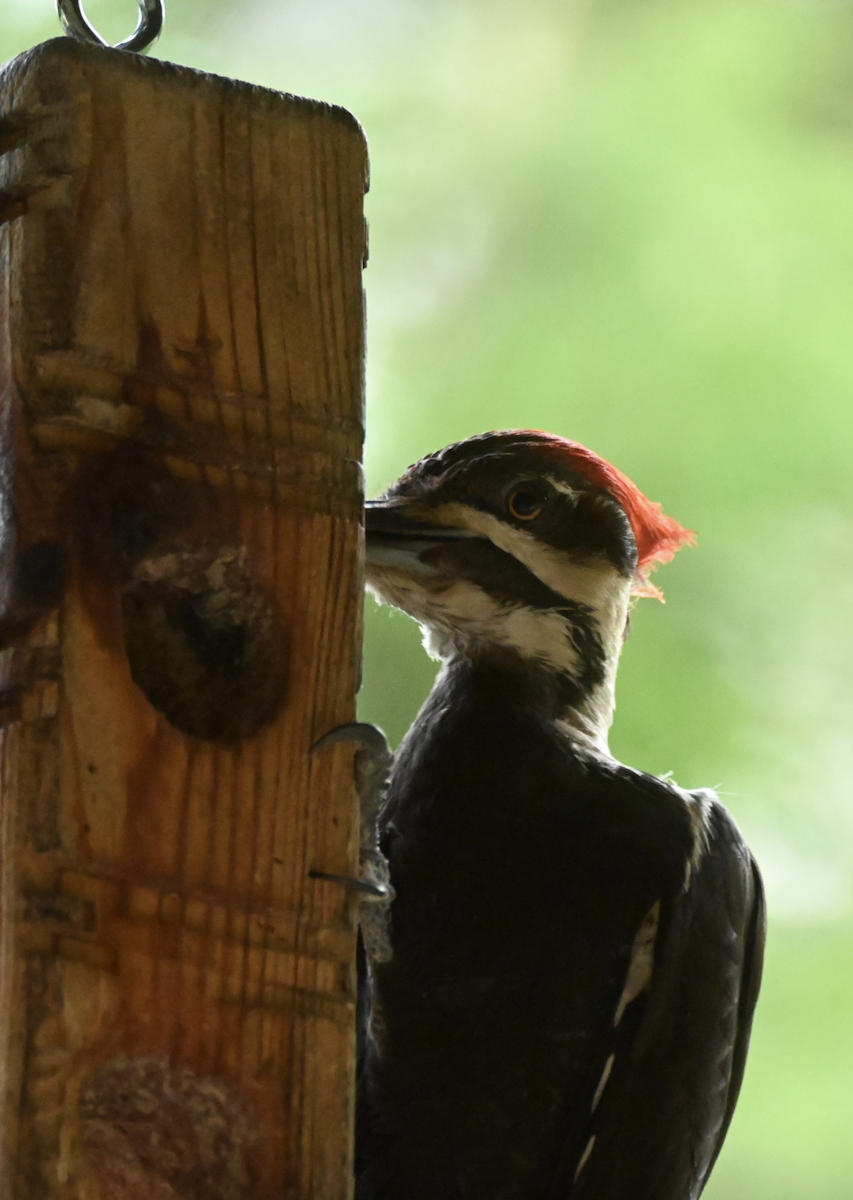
313, 722, 395, 963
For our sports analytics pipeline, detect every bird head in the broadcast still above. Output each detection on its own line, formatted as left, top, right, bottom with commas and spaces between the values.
365, 431, 693, 744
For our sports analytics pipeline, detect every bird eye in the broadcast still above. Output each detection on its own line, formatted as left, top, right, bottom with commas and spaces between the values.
507, 485, 548, 521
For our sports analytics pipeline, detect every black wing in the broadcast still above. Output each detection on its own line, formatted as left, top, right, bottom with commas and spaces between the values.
558, 794, 766, 1200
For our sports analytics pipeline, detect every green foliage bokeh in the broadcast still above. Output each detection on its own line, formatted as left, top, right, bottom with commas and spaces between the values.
4, 0, 853, 1193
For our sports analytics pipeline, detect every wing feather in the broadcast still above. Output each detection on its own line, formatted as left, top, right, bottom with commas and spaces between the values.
557, 795, 765, 1200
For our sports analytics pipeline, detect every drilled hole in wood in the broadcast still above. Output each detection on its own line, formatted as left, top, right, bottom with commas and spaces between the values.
122, 548, 287, 742
76, 443, 197, 579
75, 445, 287, 741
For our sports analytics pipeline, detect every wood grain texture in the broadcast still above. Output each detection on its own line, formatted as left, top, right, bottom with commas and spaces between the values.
0, 38, 368, 1200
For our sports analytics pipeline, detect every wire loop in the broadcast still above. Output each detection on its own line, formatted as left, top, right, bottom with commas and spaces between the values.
57, 0, 164, 53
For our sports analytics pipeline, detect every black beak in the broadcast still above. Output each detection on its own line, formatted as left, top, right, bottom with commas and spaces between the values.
365, 501, 478, 572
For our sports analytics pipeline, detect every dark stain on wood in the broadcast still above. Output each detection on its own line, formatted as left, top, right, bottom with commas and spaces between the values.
80, 1058, 257, 1200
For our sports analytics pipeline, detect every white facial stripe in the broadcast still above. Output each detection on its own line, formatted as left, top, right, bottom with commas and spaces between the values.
429, 500, 627, 609
428, 502, 632, 680
492, 605, 581, 674
369, 570, 584, 674
366, 497, 633, 746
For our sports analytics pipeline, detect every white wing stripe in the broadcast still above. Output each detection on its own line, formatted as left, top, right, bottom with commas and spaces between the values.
614, 900, 660, 1026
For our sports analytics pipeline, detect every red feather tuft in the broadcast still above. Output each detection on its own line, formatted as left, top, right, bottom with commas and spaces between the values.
512, 431, 695, 598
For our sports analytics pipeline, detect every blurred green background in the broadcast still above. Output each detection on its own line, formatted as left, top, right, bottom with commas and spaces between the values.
4, 0, 853, 1193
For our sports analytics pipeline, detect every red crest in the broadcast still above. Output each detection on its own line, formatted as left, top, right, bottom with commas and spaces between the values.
519, 432, 695, 599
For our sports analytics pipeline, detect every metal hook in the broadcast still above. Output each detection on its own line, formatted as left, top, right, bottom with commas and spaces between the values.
57, 0, 164, 54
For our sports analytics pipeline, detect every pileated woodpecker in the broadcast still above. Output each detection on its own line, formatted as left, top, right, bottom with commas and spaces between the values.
356, 430, 765, 1200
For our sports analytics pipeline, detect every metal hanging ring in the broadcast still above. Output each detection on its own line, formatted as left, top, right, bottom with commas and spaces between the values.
57, 0, 164, 54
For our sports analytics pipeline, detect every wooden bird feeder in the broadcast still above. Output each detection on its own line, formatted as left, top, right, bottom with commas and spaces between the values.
0, 4, 368, 1196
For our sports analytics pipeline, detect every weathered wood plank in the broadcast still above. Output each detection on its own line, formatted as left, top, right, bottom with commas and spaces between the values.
0, 37, 367, 1200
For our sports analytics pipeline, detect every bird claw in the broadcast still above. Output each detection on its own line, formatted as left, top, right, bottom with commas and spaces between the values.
313, 721, 390, 756
314, 722, 395, 964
